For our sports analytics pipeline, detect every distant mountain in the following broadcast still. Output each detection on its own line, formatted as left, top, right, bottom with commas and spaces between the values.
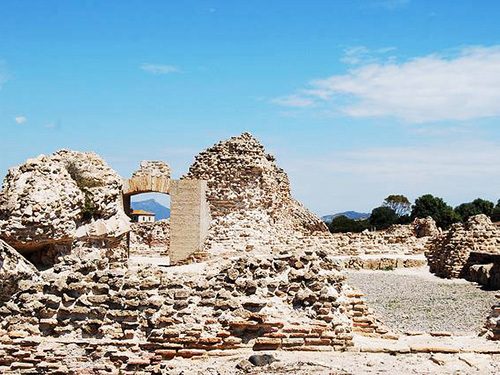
131, 199, 170, 220
322, 211, 370, 223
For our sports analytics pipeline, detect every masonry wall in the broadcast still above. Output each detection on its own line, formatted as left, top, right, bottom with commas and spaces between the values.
169, 180, 210, 264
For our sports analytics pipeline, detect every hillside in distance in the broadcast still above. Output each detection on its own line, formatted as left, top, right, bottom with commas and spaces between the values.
322, 211, 370, 223
131, 199, 170, 220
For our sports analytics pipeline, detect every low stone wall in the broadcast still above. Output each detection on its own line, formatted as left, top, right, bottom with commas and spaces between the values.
330, 225, 430, 256
0, 248, 358, 372
339, 255, 427, 270
129, 220, 170, 257
426, 215, 500, 279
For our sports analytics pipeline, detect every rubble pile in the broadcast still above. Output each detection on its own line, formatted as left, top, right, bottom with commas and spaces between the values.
0, 150, 129, 266
129, 219, 170, 257
131, 161, 171, 179
413, 217, 440, 238
426, 215, 500, 278
485, 294, 500, 340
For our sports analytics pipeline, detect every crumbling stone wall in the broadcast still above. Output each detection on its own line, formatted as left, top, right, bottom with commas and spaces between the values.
184, 132, 327, 239
130, 220, 170, 257
426, 215, 500, 278
0, 248, 354, 361
0, 239, 41, 302
132, 161, 171, 179
329, 218, 438, 256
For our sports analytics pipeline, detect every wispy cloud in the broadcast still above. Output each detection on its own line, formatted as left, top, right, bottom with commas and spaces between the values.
308, 143, 500, 178
140, 63, 181, 74
272, 45, 500, 123
340, 45, 396, 65
44, 121, 61, 129
15, 116, 27, 124
270, 95, 315, 108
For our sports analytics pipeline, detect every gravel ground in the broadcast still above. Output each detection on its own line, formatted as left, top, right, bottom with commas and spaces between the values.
347, 267, 498, 334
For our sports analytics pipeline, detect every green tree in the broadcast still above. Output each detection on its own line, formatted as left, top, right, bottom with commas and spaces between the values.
491, 200, 500, 222
328, 215, 369, 233
383, 194, 411, 216
455, 198, 494, 222
369, 206, 399, 230
411, 194, 460, 229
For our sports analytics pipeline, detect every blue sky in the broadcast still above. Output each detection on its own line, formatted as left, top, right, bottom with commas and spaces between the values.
1, 0, 500, 215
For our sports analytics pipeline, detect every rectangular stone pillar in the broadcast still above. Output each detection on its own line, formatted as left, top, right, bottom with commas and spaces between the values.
169, 179, 211, 264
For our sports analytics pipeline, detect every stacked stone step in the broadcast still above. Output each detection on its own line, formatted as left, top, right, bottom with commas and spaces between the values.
346, 287, 396, 338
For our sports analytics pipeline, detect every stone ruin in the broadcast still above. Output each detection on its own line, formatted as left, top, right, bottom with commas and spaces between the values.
328, 217, 439, 257
426, 214, 500, 279
129, 220, 170, 258
0, 150, 130, 268
1, 132, 499, 374
0, 132, 376, 374
123, 160, 211, 264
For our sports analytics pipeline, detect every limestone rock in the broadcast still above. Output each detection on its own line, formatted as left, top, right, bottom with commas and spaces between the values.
0, 150, 130, 256
0, 239, 41, 302
426, 214, 500, 278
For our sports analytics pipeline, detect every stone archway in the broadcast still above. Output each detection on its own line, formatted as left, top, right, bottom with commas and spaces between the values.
122, 161, 211, 265
122, 161, 171, 215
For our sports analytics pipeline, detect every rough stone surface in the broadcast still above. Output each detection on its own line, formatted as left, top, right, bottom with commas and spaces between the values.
329, 218, 438, 256
0, 239, 41, 302
414, 217, 440, 238
130, 219, 170, 257
183, 133, 328, 254
0, 248, 355, 357
485, 294, 500, 340
0, 150, 129, 260
426, 215, 500, 279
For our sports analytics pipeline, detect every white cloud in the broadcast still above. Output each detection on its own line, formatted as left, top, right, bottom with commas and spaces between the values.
140, 63, 181, 74
272, 46, 500, 123
15, 116, 26, 124
340, 46, 396, 65
270, 94, 315, 108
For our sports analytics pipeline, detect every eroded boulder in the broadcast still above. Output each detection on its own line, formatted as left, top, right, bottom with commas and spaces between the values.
0, 150, 129, 258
